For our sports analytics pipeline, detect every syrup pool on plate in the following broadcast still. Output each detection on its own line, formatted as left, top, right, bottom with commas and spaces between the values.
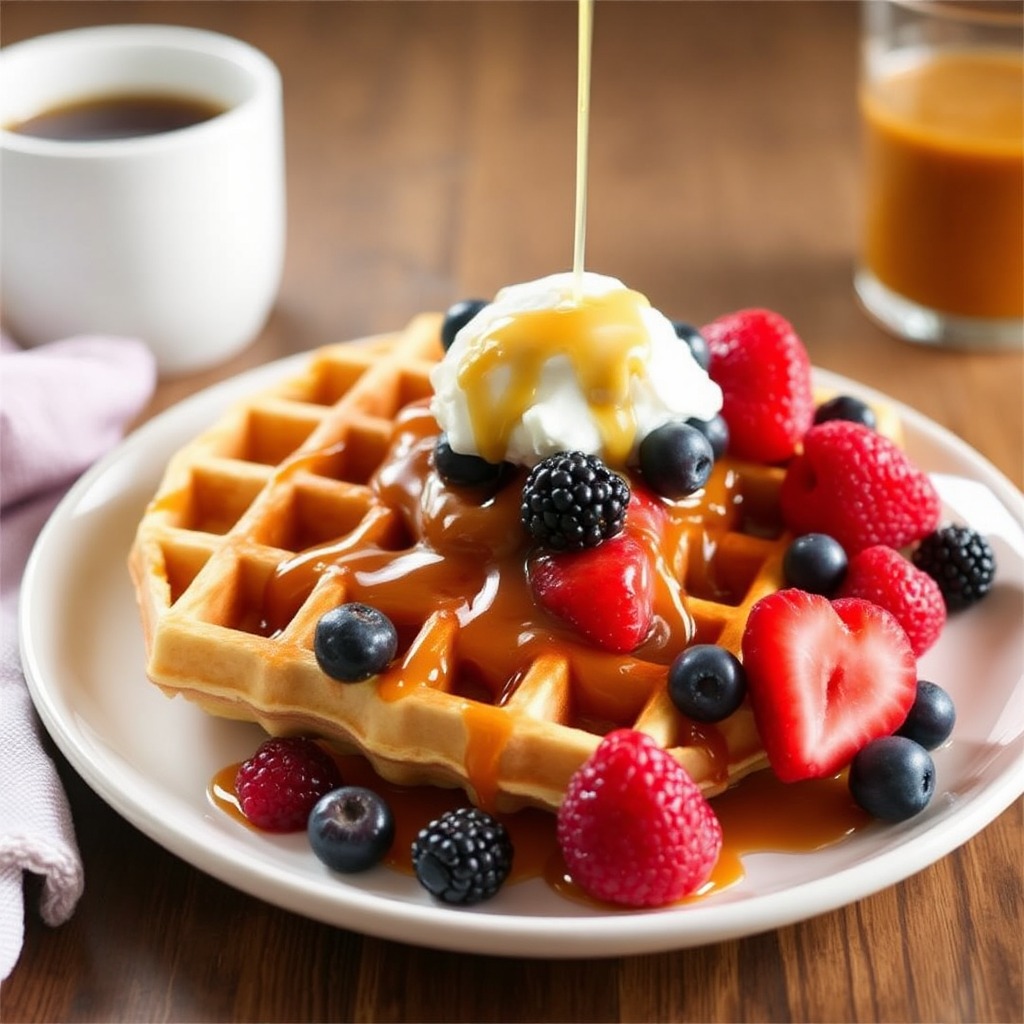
210, 752, 870, 909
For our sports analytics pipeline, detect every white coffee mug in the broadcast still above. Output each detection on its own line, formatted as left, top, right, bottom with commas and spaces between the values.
0, 24, 286, 376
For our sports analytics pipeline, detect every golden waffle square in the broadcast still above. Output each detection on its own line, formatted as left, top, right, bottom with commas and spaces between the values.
129, 313, 840, 813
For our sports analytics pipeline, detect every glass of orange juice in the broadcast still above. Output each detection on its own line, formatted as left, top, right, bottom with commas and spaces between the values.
855, 0, 1023, 350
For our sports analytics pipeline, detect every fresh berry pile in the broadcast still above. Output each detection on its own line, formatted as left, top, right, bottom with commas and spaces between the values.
231, 736, 515, 901
693, 309, 995, 827
223, 300, 1000, 913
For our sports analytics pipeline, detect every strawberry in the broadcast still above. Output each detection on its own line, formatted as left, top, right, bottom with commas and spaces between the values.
529, 533, 654, 652
780, 420, 941, 555
701, 308, 814, 464
557, 729, 722, 907
624, 479, 666, 538
838, 545, 946, 657
741, 590, 917, 782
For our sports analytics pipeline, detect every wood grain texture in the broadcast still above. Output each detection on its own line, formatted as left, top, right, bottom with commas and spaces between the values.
2, 3, 1021, 1021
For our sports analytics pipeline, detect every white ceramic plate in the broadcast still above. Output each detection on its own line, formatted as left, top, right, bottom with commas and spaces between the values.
20, 356, 1024, 958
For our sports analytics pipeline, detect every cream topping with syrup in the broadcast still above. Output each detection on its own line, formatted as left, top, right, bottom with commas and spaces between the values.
429, 272, 723, 468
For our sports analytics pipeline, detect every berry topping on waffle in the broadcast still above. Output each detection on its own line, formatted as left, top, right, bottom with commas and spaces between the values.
130, 275, 979, 852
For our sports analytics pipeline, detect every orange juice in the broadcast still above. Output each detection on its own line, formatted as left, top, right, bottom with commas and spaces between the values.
860, 49, 1024, 319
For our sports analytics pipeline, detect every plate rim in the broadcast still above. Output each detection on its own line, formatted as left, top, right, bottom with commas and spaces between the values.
18, 347, 1024, 958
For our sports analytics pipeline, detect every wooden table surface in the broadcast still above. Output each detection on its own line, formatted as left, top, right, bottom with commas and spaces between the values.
3, 3, 1021, 1022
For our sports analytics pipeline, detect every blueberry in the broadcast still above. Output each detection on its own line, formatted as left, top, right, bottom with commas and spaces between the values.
783, 533, 848, 595
308, 786, 395, 872
814, 394, 877, 430
848, 736, 936, 822
895, 680, 956, 750
639, 421, 715, 499
671, 321, 711, 372
314, 603, 398, 682
434, 434, 505, 488
668, 644, 747, 722
440, 298, 487, 351
685, 414, 729, 460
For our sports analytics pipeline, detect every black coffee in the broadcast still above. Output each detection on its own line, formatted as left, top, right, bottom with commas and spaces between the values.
8, 92, 226, 141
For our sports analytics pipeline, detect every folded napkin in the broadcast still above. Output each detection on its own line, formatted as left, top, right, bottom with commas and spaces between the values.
0, 333, 156, 982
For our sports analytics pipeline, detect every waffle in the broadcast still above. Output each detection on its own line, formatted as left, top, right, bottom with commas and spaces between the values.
129, 314, 890, 813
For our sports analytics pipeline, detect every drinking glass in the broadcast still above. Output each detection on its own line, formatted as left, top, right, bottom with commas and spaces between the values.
855, 0, 1023, 350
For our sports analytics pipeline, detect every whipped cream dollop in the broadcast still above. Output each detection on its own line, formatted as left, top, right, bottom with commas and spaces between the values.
429, 271, 722, 468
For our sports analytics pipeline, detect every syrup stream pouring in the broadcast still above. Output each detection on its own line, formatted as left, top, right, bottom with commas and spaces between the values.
572, 0, 594, 302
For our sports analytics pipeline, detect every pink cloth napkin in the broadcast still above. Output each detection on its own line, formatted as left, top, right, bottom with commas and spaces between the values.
0, 333, 156, 981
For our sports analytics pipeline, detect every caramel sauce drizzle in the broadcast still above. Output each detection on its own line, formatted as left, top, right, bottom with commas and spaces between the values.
259, 401, 770, 804
456, 288, 654, 466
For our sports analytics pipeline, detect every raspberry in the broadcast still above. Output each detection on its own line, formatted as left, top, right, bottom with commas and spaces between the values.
780, 420, 940, 555
912, 525, 996, 611
411, 807, 513, 904
837, 545, 946, 657
235, 737, 343, 832
557, 730, 722, 907
701, 308, 814, 464
521, 450, 630, 551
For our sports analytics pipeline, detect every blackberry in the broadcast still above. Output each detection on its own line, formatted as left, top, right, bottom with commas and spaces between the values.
520, 451, 629, 551
912, 525, 996, 611
411, 807, 513, 905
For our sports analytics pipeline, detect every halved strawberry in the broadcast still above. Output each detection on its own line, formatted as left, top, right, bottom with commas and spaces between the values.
528, 534, 654, 653
741, 590, 917, 782
701, 308, 814, 464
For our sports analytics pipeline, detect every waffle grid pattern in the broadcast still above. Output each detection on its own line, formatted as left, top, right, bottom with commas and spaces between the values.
130, 314, 793, 812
